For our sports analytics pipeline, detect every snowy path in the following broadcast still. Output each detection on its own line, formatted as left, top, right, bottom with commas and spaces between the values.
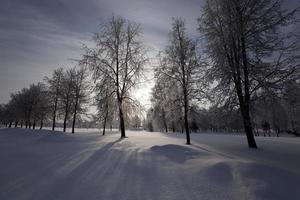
0, 128, 300, 200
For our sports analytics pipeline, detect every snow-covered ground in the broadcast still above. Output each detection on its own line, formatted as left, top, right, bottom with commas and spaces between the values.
0, 128, 299, 200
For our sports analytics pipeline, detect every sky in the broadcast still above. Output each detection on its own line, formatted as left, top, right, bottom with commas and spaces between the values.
0, 0, 203, 108
0, 0, 299, 108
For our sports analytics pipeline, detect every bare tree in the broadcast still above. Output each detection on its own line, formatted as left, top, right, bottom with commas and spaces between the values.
5, 83, 50, 130
155, 18, 202, 144
71, 66, 90, 133
131, 115, 141, 129
30, 83, 49, 130
82, 15, 147, 138
198, 0, 300, 148
95, 76, 117, 136
0, 105, 4, 126
283, 79, 300, 133
61, 68, 76, 132
45, 68, 64, 131
98, 97, 116, 136
150, 73, 171, 133
36, 88, 50, 130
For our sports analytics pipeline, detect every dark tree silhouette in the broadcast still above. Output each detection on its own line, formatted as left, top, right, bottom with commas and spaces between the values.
198, 0, 299, 148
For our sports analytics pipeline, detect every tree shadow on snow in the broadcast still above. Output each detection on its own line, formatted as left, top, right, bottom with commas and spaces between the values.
240, 163, 300, 200
42, 137, 126, 200
149, 144, 209, 164
191, 143, 235, 159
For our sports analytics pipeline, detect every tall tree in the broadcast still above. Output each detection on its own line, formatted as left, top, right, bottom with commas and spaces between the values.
61, 68, 76, 132
82, 15, 147, 138
155, 18, 202, 144
29, 83, 49, 130
283, 79, 300, 132
150, 71, 173, 133
198, 0, 300, 148
71, 66, 90, 133
94, 74, 117, 136
45, 68, 64, 131
33, 83, 50, 130
96, 86, 116, 135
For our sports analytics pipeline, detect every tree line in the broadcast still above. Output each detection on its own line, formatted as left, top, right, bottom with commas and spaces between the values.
0, 16, 145, 136
147, 0, 300, 148
0, 66, 90, 133
0, 0, 299, 148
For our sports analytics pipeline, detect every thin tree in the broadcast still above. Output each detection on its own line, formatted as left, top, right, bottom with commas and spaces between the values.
155, 18, 202, 144
45, 68, 64, 131
71, 66, 90, 133
150, 75, 170, 133
95, 80, 116, 136
61, 68, 76, 132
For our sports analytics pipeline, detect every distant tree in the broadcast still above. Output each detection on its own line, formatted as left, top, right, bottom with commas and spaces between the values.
61, 68, 76, 132
4, 83, 50, 129
131, 115, 141, 128
198, 0, 300, 148
283, 80, 300, 133
82, 15, 147, 138
33, 83, 50, 130
261, 120, 271, 137
95, 76, 117, 136
150, 71, 184, 133
45, 68, 64, 131
150, 76, 170, 133
27, 83, 50, 130
0, 104, 4, 126
23, 86, 38, 128
7, 92, 23, 127
145, 109, 155, 132
4, 100, 15, 128
71, 66, 90, 133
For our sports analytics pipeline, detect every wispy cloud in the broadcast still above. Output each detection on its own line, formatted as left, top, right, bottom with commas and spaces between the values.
0, 0, 297, 104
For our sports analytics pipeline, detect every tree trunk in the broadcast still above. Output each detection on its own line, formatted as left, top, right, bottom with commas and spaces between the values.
172, 122, 175, 132
102, 122, 106, 136
239, 5, 257, 149
71, 111, 76, 134
40, 119, 43, 130
52, 98, 58, 131
29, 121, 31, 129
14, 121, 18, 128
235, 81, 257, 148
184, 106, 190, 144
63, 104, 69, 133
162, 110, 168, 133
119, 104, 126, 138
20, 121, 23, 128
102, 108, 108, 136
33, 120, 36, 130
63, 95, 71, 133
233, 73, 257, 148
63, 114, 68, 132
241, 106, 257, 148
183, 86, 191, 144
72, 98, 79, 134
8, 122, 12, 128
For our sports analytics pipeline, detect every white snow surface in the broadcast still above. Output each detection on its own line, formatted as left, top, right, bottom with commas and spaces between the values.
0, 128, 300, 200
